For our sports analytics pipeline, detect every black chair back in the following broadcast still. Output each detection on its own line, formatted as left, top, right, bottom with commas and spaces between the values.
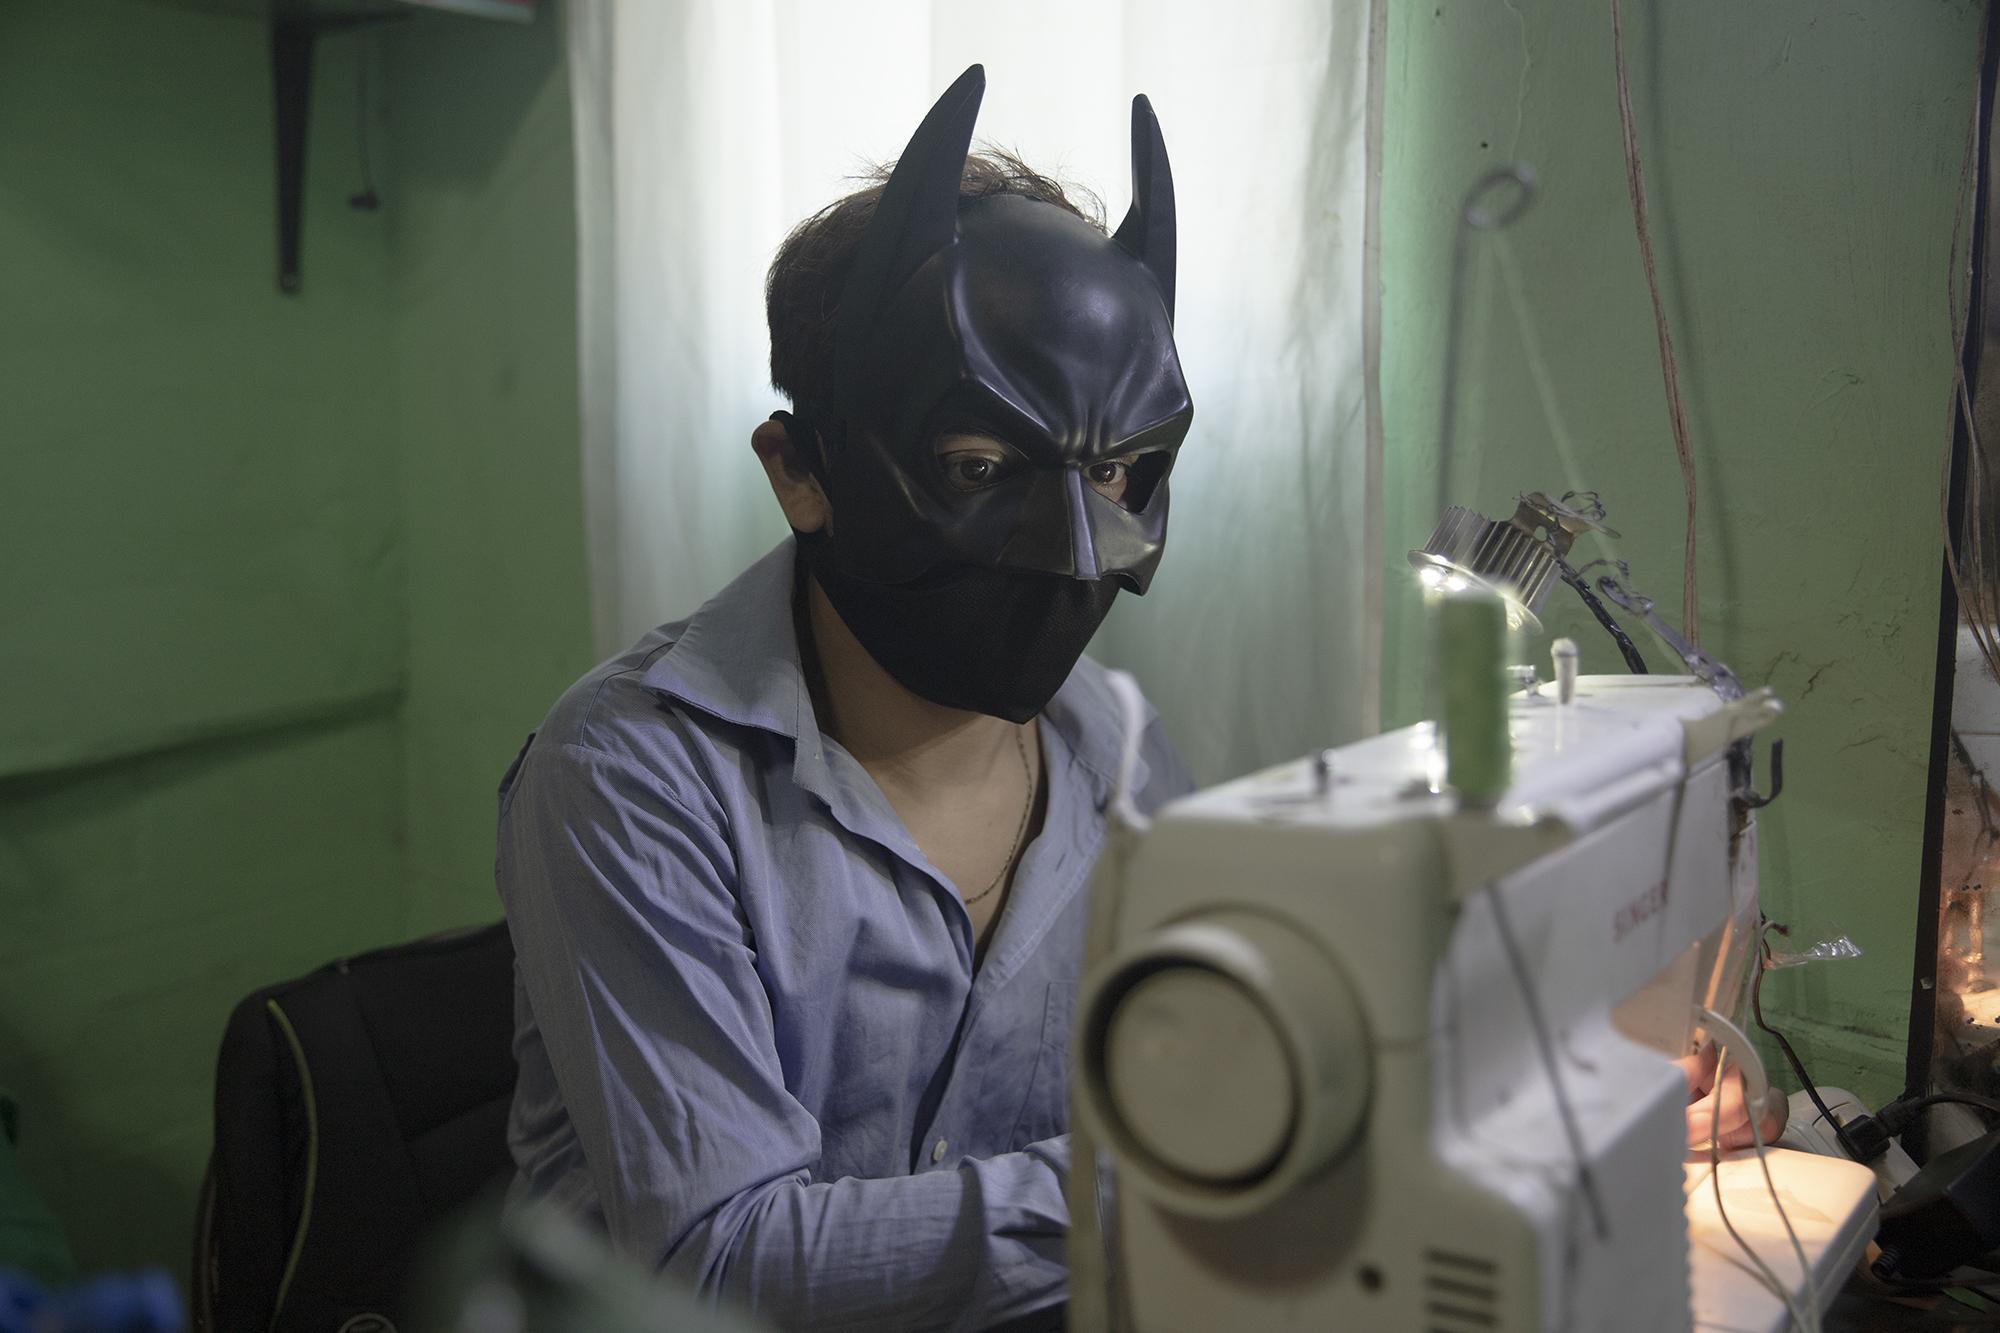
193, 922, 517, 1333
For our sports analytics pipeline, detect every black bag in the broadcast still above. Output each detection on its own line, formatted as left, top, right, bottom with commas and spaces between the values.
192, 923, 517, 1333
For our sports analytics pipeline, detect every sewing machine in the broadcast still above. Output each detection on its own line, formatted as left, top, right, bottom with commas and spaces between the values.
1068, 673, 1879, 1332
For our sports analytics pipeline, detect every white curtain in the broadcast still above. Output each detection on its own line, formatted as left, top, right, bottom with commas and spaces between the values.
568, 0, 1383, 782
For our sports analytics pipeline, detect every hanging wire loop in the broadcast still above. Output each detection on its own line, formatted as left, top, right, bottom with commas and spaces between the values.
1437, 163, 1540, 519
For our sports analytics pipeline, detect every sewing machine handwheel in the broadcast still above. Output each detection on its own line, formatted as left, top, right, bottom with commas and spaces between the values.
1077, 909, 1373, 1219
1104, 968, 1296, 1182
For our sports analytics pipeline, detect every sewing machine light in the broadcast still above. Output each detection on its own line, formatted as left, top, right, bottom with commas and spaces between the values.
1408, 505, 1553, 634
1414, 564, 1473, 595
1408, 493, 1623, 636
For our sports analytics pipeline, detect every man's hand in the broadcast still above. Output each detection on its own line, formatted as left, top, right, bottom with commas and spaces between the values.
1673, 1043, 1789, 1151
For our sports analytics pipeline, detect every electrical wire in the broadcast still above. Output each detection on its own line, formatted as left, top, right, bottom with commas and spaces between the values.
1744, 1063, 1819, 1333
1610, 0, 1701, 647
1557, 558, 1650, 673
1706, 1044, 1821, 1333
1697, 939, 1824, 1333
1911, 1090, 2000, 1119
1732, 947, 1823, 1333
1750, 919, 1870, 1162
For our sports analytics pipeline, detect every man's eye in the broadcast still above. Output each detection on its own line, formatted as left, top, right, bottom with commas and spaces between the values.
1085, 459, 1136, 504
946, 455, 1007, 489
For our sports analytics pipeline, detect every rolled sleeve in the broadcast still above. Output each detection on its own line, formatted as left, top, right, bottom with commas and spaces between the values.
498, 740, 1071, 1331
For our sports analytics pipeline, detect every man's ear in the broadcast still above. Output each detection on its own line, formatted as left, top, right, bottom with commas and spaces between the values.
752, 418, 832, 533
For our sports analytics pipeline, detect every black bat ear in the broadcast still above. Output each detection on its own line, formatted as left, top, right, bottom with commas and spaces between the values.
833, 64, 985, 404
1111, 93, 1177, 320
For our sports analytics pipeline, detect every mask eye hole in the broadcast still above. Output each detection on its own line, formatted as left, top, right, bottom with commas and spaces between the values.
935, 434, 1025, 493
1105, 449, 1173, 512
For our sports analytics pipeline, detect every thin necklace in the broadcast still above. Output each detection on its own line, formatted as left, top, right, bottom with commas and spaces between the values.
963, 727, 1034, 906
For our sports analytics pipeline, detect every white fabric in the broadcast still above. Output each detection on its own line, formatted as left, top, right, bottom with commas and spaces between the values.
569, 0, 1382, 781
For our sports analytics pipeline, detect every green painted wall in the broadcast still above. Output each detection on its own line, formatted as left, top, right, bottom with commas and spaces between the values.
0, 0, 408, 1272
0, 0, 590, 1276
382, 8, 592, 939
0, 0, 405, 775
0, 720, 407, 1270
1381, 0, 1981, 1104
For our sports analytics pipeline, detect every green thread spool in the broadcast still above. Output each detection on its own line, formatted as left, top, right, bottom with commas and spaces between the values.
1440, 586, 1510, 806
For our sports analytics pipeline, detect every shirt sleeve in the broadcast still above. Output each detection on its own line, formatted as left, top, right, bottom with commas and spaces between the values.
498, 739, 1070, 1333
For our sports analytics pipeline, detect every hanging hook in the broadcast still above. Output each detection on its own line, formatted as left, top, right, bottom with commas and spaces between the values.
1736, 738, 1785, 810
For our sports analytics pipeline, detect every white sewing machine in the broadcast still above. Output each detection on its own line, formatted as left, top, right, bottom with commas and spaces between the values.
1068, 674, 1879, 1332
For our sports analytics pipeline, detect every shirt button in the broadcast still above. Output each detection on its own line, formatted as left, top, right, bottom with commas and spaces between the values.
931, 1138, 949, 1164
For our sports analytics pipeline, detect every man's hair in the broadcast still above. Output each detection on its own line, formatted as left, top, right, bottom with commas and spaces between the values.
766, 149, 1105, 412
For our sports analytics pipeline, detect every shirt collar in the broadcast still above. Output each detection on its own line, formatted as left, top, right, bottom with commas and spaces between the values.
636, 539, 1148, 803
636, 541, 807, 741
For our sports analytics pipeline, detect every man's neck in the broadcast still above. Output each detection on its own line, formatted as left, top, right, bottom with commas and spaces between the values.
800, 574, 1026, 792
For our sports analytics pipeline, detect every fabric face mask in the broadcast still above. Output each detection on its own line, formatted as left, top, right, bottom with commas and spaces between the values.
797, 530, 1120, 724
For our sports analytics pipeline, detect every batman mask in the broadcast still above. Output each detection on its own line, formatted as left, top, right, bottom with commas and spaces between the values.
779, 63, 1193, 723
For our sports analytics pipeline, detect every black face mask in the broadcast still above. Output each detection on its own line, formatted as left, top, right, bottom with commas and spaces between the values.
797, 531, 1120, 725
784, 64, 1191, 721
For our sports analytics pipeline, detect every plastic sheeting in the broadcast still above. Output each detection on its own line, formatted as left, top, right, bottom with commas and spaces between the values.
568, 0, 1383, 782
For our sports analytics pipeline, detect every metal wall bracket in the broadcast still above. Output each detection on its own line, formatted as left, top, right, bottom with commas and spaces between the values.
270, 3, 405, 294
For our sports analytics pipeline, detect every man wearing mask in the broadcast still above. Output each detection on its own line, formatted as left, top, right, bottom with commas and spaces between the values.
497, 65, 1193, 1332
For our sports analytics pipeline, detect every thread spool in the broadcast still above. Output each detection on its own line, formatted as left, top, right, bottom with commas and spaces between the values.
1441, 587, 1511, 806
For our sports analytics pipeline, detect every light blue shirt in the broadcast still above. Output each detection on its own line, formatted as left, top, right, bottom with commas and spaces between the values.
497, 541, 1190, 1332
